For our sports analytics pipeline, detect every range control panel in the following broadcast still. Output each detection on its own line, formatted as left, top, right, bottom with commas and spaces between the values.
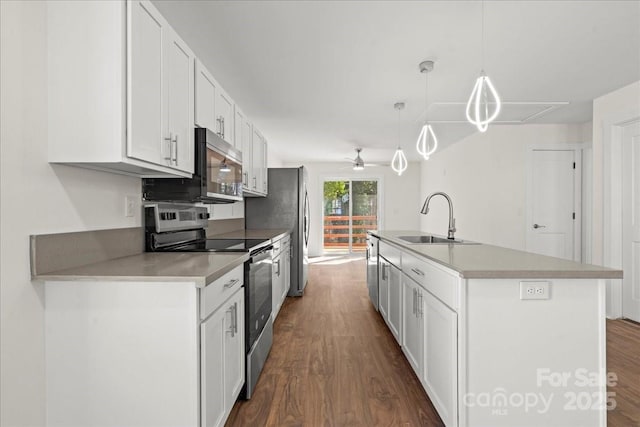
145, 203, 210, 233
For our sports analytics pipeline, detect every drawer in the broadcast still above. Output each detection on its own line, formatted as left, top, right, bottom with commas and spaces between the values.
200, 264, 244, 320
402, 251, 458, 310
379, 240, 402, 268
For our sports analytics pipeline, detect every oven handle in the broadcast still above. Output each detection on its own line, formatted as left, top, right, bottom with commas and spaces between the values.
249, 245, 274, 262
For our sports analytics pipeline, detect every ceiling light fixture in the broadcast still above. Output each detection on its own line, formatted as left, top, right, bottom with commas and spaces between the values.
391, 102, 408, 176
353, 148, 365, 171
416, 60, 438, 160
466, 0, 501, 132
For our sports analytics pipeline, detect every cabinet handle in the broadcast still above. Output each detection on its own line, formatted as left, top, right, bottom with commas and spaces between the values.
289, 244, 293, 259
172, 134, 178, 165
163, 133, 172, 164
417, 290, 423, 318
411, 267, 425, 277
252, 176, 257, 189
221, 117, 225, 140
233, 302, 238, 335
227, 305, 235, 337
381, 263, 388, 280
216, 116, 223, 137
263, 181, 267, 192
243, 172, 248, 186
224, 278, 239, 289
276, 259, 281, 276
412, 288, 416, 315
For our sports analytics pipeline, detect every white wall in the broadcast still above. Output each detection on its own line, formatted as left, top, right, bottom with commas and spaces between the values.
285, 162, 421, 257
419, 124, 588, 251
1, 2, 143, 425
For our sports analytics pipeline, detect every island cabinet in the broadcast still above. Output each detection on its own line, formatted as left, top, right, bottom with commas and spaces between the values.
379, 241, 403, 343
45, 264, 246, 427
47, 0, 195, 177
368, 231, 617, 427
403, 250, 460, 427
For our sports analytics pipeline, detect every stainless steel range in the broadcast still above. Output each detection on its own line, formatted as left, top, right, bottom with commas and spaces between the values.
145, 203, 273, 399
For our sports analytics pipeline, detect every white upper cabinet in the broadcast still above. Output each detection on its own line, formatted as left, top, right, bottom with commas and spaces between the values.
163, 26, 195, 173
215, 87, 234, 145
194, 59, 234, 146
251, 127, 266, 195
47, 0, 194, 177
234, 107, 246, 151
195, 60, 218, 132
128, 0, 164, 167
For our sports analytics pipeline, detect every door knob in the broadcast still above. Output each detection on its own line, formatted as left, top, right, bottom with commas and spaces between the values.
533, 224, 546, 229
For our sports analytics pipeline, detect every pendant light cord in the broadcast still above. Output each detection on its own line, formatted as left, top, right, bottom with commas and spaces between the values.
481, 0, 485, 71
425, 70, 429, 123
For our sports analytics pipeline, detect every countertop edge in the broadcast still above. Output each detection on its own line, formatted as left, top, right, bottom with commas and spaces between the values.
368, 230, 624, 280
33, 253, 250, 288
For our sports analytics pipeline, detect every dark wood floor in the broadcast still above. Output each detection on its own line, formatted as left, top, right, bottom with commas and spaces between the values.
227, 257, 640, 427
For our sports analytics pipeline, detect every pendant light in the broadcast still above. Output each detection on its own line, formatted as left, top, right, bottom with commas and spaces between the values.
466, 0, 501, 132
416, 60, 438, 160
391, 102, 408, 176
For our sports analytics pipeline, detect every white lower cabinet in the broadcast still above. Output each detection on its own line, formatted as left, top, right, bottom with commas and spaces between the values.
401, 275, 424, 376
378, 257, 390, 319
201, 287, 244, 427
45, 264, 246, 427
272, 234, 291, 320
423, 289, 458, 427
387, 262, 402, 343
373, 234, 458, 426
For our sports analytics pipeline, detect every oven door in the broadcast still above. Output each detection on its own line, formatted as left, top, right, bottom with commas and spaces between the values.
246, 248, 273, 351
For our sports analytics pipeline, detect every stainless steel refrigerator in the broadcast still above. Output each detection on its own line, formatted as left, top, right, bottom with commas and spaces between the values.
245, 166, 309, 296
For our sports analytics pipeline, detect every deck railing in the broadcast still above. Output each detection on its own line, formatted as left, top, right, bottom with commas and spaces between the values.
323, 215, 377, 250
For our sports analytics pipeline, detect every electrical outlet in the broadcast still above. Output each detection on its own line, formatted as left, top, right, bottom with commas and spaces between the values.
125, 195, 136, 218
520, 281, 551, 300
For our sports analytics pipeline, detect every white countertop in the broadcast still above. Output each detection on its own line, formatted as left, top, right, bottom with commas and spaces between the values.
34, 252, 249, 287
371, 230, 623, 279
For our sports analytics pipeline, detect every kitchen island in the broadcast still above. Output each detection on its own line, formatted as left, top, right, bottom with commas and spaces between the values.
369, 230, 622, 427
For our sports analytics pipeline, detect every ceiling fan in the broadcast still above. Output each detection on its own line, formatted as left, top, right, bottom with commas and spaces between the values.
343, 148, 382, 170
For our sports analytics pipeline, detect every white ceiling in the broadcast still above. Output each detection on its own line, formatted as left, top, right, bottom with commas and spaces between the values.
153, 0, 640, 163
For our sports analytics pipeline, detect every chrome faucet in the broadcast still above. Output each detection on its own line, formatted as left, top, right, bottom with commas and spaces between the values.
420, 192, 456, 240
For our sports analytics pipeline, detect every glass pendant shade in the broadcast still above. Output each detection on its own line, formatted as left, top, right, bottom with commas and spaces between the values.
416, 123, 438, 160
465, 72, 501, 132
391, 147, 408, 176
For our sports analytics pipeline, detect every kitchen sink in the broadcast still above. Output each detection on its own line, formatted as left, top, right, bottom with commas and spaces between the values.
397, 235, 477, 245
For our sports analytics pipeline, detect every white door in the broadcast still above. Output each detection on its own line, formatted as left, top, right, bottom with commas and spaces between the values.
527, 149, 577, 260
402, 276, 423, 376
387, 264, 402, 343
622, 121, 640, 322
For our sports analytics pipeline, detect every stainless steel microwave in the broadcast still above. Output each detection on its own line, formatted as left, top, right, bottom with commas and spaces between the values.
142, 128, 243, 204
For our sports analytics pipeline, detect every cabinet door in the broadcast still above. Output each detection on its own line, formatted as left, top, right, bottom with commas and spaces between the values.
201, 305, 226, 427
423, 290, 458, 427
402, 276, 424, 377
388, 264, 402, 343
241, 119, 252, 191
251, 128, 264, 193
262, 138, 268, 194
127, 0, 165, 165
224, 290, 245, 412
165, 27, 194, 173
216, 87, 234, 145
234, 108, 246, 150
282, 243, 291, 298
195, 59, 217, 131
378, 258, 390, 320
